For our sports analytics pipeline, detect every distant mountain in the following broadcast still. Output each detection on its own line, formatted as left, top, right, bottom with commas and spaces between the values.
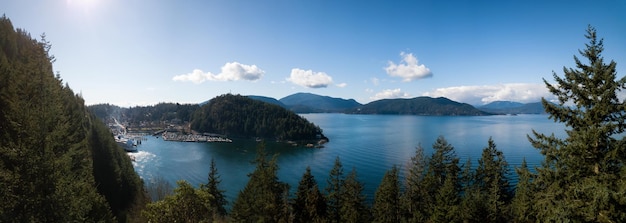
279, 92, 362, 113
478, 101, 547, 114
352, 97, 492, 116
247, 95, 287, 108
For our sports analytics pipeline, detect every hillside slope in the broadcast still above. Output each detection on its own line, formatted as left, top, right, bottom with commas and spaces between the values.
0, 16, 145, 222
352, 97, 492, 116
280, 92, 362, 113
478, 101, 547, 114
191, 94, 325, 141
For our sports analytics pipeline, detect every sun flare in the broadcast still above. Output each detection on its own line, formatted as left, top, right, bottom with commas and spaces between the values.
66, 0, 100, 14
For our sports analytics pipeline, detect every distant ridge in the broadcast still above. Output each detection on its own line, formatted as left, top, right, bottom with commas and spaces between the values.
478, 101, 547, 114
352, 97, 492, 116
247, 95, 287, 108
279, 92, 362, 113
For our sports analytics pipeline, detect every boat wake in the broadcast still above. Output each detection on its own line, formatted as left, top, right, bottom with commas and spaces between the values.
128, 151, 156, 177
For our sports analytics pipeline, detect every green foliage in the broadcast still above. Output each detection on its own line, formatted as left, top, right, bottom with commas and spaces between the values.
142, 180, 212, 222
200, 158, 228, 218
511, 158, 536, 222
372, 166, 401, 223
401, 144, 429, 222
339, 168, 370, 223
191, 94, 324, 140
0, 15, 146, 222
325, 156, 344, 222
473, 138, 512, 222
293, 166, 327, 223
529, 26, 626, 222
231, 143, 290, 222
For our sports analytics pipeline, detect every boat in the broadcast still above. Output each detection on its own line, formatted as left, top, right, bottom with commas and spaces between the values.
116, 134, 138, 152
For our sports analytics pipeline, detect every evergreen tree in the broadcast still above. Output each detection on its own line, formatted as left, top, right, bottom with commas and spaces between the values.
325, 156, 344, 222
459, 158, 484, 222
293, 166, 326, 223
430, 172, 460, 222
339, 168, 370, 223
511, 158, 536, 223
421, 136, 461, 217
529, 26, 626, 221
372, 166, 401, 223
474, 137, 511, 222
401, 144, 429, 222
200, 158, 228, 219
231, 143, 289, 222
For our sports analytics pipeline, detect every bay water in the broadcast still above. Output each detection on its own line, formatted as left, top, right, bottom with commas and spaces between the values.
131, 114, 566, 204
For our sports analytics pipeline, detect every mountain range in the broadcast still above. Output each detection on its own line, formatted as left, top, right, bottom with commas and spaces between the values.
242, 93, 546, 116
477, 101, 548, 114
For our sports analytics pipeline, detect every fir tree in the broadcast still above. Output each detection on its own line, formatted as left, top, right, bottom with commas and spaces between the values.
401, 144, 429, 222
231, 143, 289, 222
339, 168, 370, 223
529, 26, 626, 221
293, 166, 326, 223
325, 156, 344, 222
372, 166, 401, 223
474, 137, 511, 222
511, 158, 536, 223
200, 158, 228, 219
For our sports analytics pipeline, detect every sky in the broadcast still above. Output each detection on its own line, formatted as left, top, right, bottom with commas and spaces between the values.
2, 0, 625, 106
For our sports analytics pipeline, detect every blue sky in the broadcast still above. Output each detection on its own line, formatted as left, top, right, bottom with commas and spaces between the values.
2, 0, 625, 106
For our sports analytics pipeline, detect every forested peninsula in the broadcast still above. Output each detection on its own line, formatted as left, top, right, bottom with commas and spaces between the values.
191, 94, 325, 141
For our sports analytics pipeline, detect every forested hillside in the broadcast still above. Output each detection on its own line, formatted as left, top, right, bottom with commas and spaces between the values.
0, 16, 146, 222
191, 94, 324, 140
279, 92, 362, 113
354, 96, 491, 115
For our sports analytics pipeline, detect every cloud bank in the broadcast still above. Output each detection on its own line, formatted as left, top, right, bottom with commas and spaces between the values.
173, 62, 265, 84
422, 83, 554, 105
370, 88, 411, 100
287, 68, 334, 88
385, 52, 432, 82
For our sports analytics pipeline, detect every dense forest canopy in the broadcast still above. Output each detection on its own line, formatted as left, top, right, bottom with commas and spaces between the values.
191, 94, 324, 141
0, 16, 146, 222
89, 102, 199, 124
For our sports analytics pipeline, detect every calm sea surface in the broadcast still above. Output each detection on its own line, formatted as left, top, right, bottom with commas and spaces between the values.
131, 114, 566, 203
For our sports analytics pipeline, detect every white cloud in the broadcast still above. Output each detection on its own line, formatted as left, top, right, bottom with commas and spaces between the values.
287, 68, 333, 88
336, 83, 347, 88
422, 83, 554, 105
385, 52, 432, 82
173, 62, 264, 84
172, 69, 210, 84
370, 88, 411, 100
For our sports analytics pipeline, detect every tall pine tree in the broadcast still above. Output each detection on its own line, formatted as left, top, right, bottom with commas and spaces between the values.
339, 168, 370, 223
529, 26, 626, 222
293, 166, 326, 223
372, 166, 401, 223
325, 156, 344, 223
200, 158, 228, 219
231, 143, 289, 222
